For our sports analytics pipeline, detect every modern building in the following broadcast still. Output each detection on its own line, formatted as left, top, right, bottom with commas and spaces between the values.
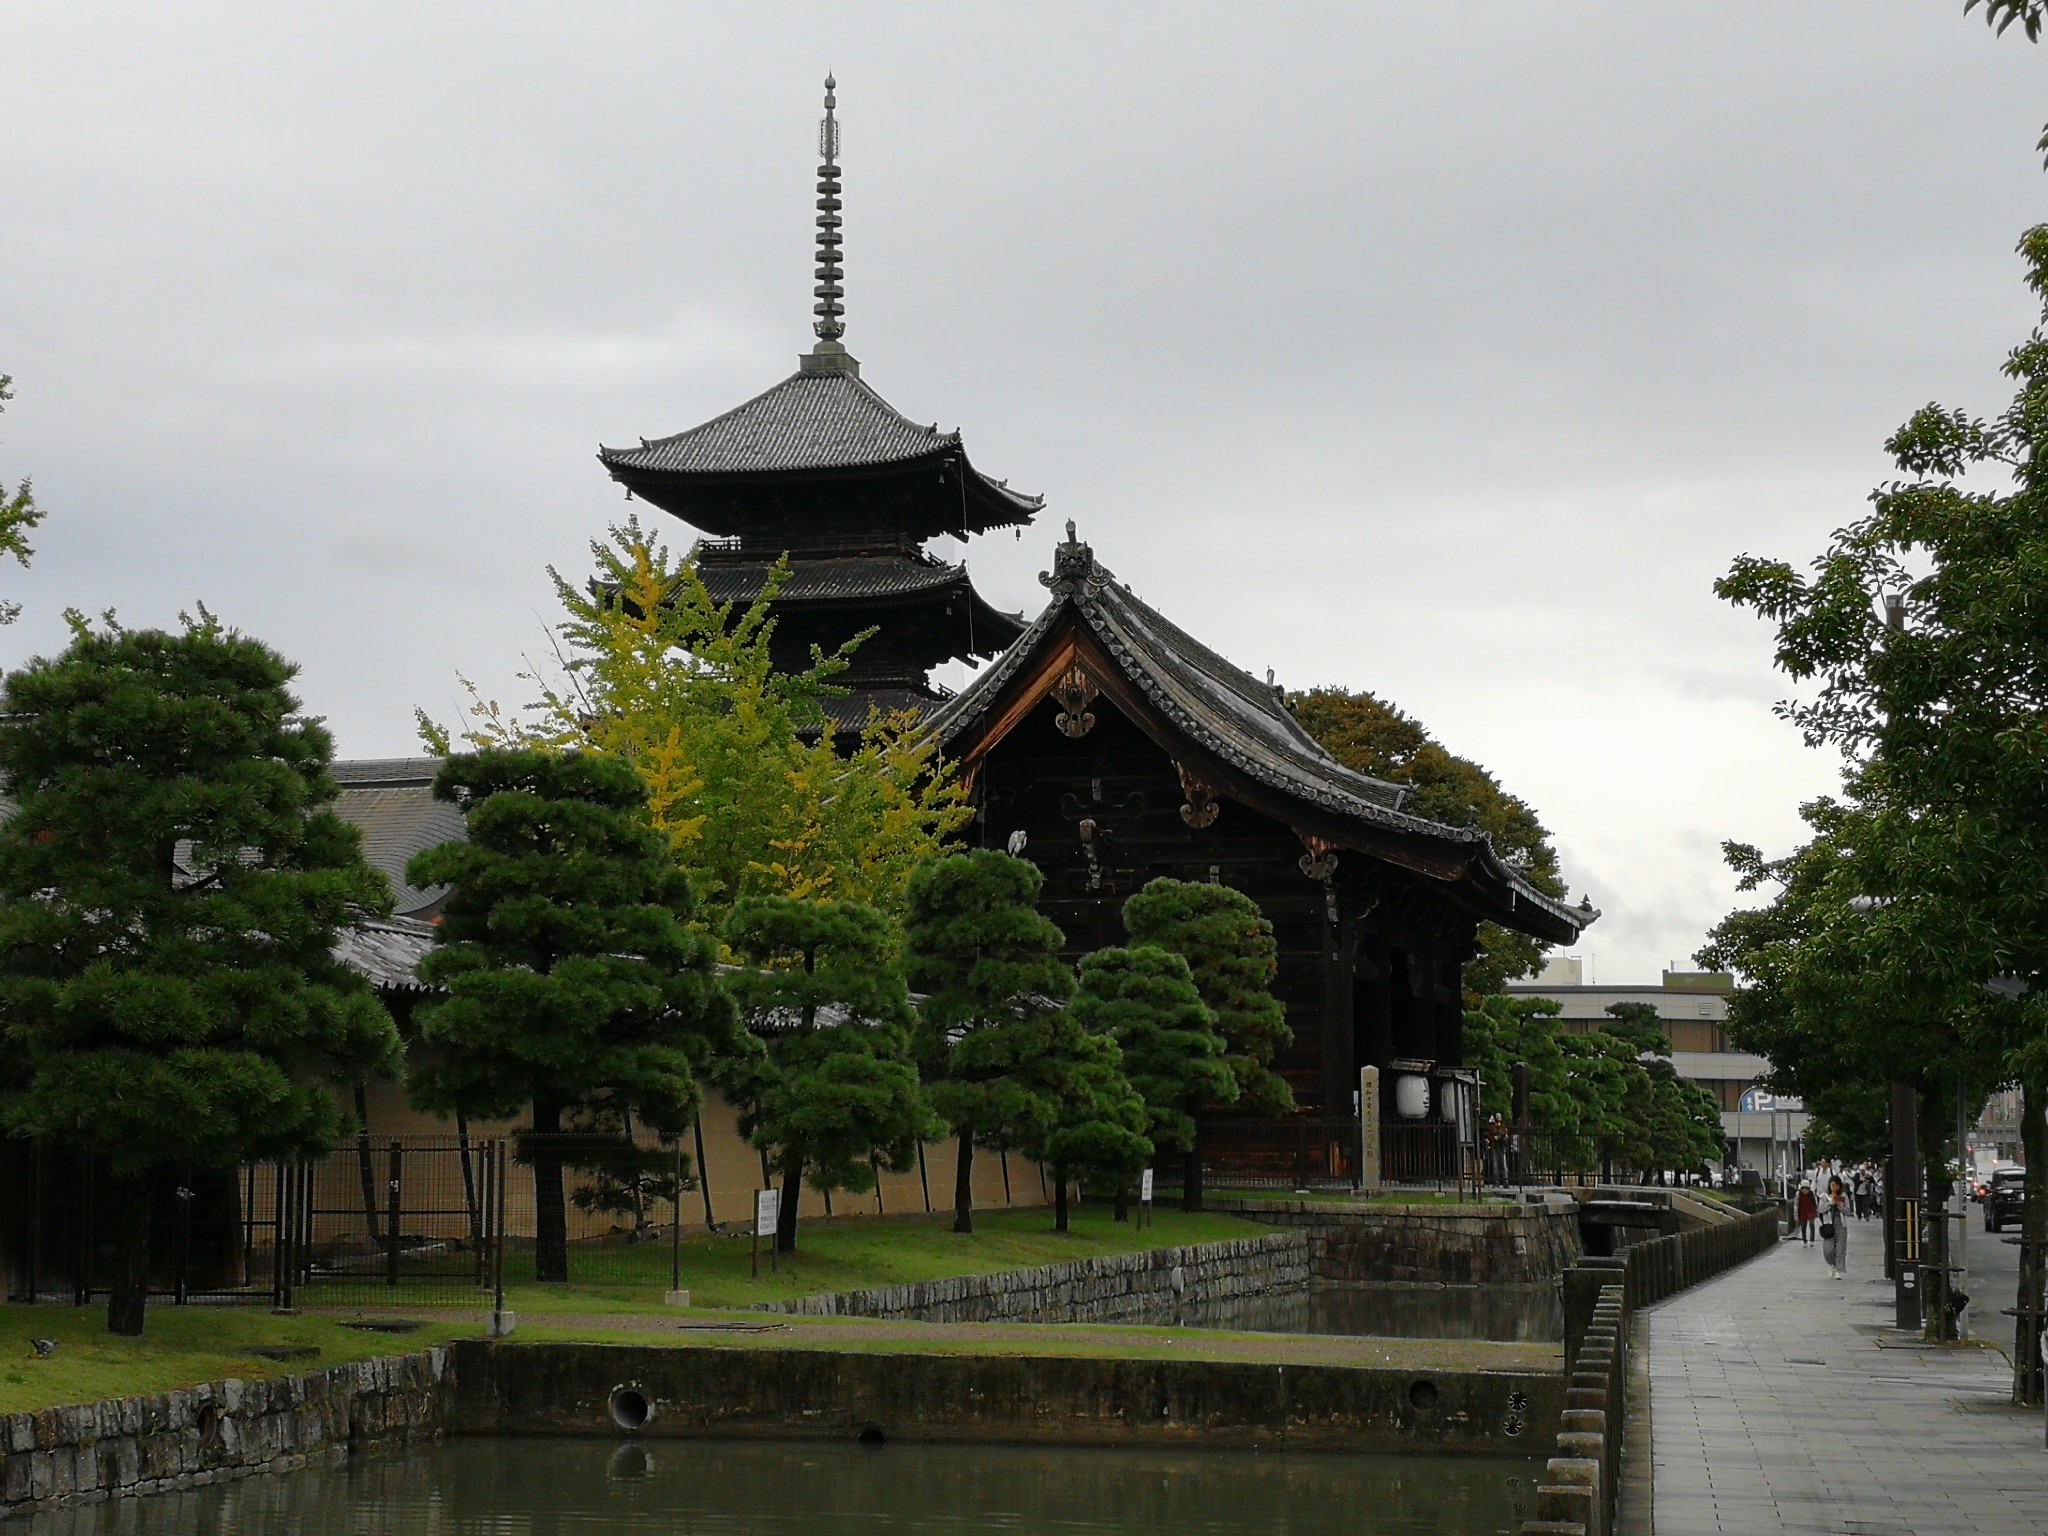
1505, 960, 1808, 1175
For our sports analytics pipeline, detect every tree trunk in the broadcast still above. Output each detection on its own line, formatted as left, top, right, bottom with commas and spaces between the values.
953, 1129, 975, 1235
2019, 1076, 2047, 1407
105, 1171, 151, 1337
1920, 1093, 1956, 1343
1182, 1122, 1204, 1213
1114, 1184, 1130, 1222
777, 1143, 804, 1255
352, 1083, 382, 1247
531, 1098, 568, 1284
1054, 1161, 1070, 1233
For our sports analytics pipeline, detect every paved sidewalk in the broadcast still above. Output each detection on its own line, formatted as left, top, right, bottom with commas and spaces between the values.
1648, 1222, 2048, 1534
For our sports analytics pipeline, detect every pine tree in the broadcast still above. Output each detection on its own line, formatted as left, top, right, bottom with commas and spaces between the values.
406, 749, 733, 1282
1070, 945, 1235, 1216
720, 895, 935, 1253
1028, 1021, 1150, 1234
1122, 878, 1292, 1209
904, 850, 1076, 1234
0, 614, 401, 1335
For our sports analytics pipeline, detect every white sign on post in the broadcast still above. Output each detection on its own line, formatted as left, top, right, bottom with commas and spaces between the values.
755, 1187, 780, 1238
1140, 1168, 1155, 1203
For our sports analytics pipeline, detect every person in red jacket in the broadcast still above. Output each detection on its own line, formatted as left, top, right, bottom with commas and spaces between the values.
1795, 1181, 1818, 1245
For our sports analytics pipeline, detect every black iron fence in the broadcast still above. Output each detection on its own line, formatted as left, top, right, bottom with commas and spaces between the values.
4, 1130, 701, 1310
1155, 1118, 1364, 1192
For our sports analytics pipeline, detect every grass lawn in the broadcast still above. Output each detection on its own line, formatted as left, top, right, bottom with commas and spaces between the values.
502, 1205, 1270, 1312
0, 1305, 472, 1417
0, 1208, 1271, 1411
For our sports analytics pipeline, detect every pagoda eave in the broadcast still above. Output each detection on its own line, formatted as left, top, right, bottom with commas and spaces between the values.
600, 451, 1038, 541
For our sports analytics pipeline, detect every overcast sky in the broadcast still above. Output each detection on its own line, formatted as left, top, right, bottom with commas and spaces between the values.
3, 5, 2043, 982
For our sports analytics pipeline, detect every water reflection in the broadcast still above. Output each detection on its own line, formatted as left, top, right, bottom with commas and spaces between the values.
1170, 1282, 1562, 1341
28, 1437, 1543, 1535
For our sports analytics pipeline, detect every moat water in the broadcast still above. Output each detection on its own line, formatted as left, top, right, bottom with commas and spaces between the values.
1172, 1281, 1563, 1342
23, 1437, 1545, 1534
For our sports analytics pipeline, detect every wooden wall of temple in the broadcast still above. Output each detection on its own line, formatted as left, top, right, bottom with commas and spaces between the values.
969, 698, 1479, 1123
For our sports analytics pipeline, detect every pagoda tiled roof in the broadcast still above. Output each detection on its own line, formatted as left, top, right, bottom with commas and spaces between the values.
600, 368, 1042, 521
929, 532, 1596, 942
695, 553, 1025, 645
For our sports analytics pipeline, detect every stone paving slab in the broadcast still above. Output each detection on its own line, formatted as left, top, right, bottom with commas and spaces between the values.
1649, 1226, 2048, 1533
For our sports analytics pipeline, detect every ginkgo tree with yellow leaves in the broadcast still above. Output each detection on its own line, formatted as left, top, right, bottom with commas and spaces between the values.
421, 517, 971, 933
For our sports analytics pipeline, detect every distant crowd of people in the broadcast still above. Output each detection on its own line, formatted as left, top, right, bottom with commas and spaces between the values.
1792, 1161, 1881, 1279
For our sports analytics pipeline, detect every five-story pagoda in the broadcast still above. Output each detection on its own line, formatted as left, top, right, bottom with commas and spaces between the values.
599, 77, 1039, 730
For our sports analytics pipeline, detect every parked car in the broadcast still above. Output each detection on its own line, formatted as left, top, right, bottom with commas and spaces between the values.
1984, 1166, 2026, 1232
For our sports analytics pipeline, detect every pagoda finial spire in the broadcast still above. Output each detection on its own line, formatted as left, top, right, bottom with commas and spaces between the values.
812, 73, 846, 349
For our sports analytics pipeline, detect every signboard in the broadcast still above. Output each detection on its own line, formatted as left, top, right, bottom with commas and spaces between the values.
1737, 1088, 1805, 1114
1358, 1066, 1382, 1192
1140, 1169, 1154, 1203
755, 1187, 779, 1239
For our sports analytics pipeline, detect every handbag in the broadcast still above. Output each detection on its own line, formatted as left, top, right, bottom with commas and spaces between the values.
1819, 1209, 1837, 1239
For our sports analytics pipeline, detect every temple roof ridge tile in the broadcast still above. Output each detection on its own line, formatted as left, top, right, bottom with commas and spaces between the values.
936, 530, 1591, 935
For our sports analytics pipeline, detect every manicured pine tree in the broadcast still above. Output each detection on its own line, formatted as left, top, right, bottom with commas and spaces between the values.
720, 895, 936, 1253
1071, 945, 1236, 1218
0, 615, 402, 1336
905, 850, 1076, 1234
1122, 878, 1292, 1210
406, 749, 733, 1283
1028, 1019, 1152, 1233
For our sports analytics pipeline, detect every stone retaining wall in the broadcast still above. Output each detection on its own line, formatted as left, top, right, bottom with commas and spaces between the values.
759, 1232, 1310, 1323
453, 1339, 1565, 1454
0, 1348, 453, 1516
1208, 1198, 1583, 1285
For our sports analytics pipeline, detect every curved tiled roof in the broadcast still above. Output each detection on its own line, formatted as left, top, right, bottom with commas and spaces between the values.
331, 759, 463, 919
930, 534, 1594, 940
699, 554, 977, 605
601, 368, 1042, 519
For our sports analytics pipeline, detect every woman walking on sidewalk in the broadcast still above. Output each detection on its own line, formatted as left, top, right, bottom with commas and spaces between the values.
1795, 1181, 1818, 1244
1821, 1174, 1850, 1279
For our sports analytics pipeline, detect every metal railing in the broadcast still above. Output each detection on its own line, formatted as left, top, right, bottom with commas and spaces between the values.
4, 1130, 699, 1310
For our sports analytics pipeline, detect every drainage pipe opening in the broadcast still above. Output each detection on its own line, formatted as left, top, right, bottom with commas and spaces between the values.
609, 1384, 654, 1432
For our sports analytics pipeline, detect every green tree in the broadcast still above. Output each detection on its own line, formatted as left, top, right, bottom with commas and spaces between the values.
0, 374, 46, 626
425, 519, 970, 929
1559, 1030, 1652, 1181
720, 895, 935, 1253
406, 749, 733, 1282
1290, 688, 1568, 997
1604, 1001, 1724, 1181
904, 850, 1076, 1234
0, 614, 400, 1335
1709, 227, 2048, 1352
1122, 878, 1291, 1210
1462, 993, 1586, 1169
1071, 945, 1236, 1217
1028, 1017, 1151, 1234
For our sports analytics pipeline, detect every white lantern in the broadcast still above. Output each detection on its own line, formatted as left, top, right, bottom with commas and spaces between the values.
1393, 1073, 1431, 1121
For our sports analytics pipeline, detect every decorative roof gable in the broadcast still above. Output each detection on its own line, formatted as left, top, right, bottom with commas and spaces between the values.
931, 527, 1596, 943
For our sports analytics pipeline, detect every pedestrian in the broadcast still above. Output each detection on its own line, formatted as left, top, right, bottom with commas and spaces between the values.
1795, 1181, 1817, 1244
1821, 1174, 1850, 1279
1855, 1166, 1875, 1220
